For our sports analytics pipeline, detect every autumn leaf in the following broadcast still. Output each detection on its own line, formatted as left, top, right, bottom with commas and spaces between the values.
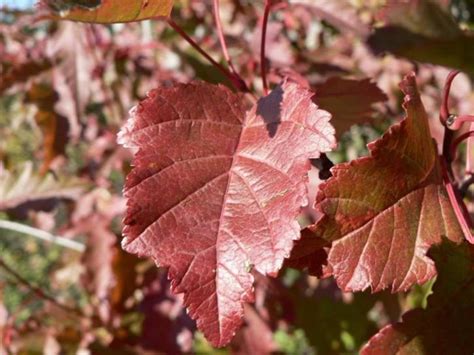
313, 77, 387, 138
25, 82, 69, 175
118, 81, 335, 346
0, 59, 52, 95
368, 0, 474, 75
46, 22, 94, 126
361, 239, 474, 355
39, 0, 174, 23
0, 162, 85, 212
312, 73, 463, 292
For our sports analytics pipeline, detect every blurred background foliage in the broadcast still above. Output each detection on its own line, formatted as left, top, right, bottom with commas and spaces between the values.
0, 0, 473, 353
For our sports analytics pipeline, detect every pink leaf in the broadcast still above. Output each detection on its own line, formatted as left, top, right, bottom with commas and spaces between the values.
118, 81, 335, 346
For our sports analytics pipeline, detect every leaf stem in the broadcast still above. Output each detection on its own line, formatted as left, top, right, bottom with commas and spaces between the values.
439, 70, 460, 125
213, 0, 236, 74
441, 159, 474, 243
0, 219, 85, 252
447, 114, 474, 130
440, 70, 474, 244
166, 18, 248, 92
260, 0, 272, 95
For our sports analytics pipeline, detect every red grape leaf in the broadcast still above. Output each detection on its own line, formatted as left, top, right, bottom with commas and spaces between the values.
312, 73, 463, 292
313, 77, 387, 138
361, 239, 474, 355
118, 81, 335, 346
39, 0, 174, 23
231, 305, 277, 354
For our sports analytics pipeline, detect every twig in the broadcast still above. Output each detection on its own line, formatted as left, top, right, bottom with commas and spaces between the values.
213, 0, 236, 74
260, 0, 272, 95
0, 220, 85, 252
166, 18, 248, 92
439, 70, 460, 125
0, 257, 84, 317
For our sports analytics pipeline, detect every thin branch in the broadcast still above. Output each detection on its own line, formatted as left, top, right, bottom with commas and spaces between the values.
260, 0, 272, 95
0, 257, 85, 317
213, 0, 236, 73
0, 220, 85, 252
440, 70, 460, 125
166, 18, 248, 92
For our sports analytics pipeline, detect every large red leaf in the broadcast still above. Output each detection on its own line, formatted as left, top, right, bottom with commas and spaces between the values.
39, 0, 174, 23
118, 82, 335, 346
312, 73, 463, 292
361, 240, 474, 355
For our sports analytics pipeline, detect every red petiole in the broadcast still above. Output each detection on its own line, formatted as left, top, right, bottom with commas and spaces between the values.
213, 0, 237, 75
166, 18, 248, 92
440, 70, 474, 244
446, 114, 474, 130
260, 0, 272, 95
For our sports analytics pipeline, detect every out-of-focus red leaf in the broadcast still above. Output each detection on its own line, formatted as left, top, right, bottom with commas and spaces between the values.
290, 0, 370, 37
361, 240, 474, 355
64, 191, 125, 322
377, 0, 460, 38
137, 271, 195, 354
118, 81, 335, 346
26, 82, 69, 174
0, 163, 85, 212
284, 229, 329, 277
313, 77, 387, 137
39, 0, 174, 23
231, 305, 277, 355
46, 22, 93, 127
0, 59, 52, 95
81, 220, 116, 322
368, 0, 474, 75
312, 73, 463, 292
